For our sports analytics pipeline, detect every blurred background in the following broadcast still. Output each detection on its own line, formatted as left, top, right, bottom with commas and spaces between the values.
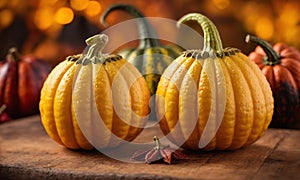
0, 0, 299, 66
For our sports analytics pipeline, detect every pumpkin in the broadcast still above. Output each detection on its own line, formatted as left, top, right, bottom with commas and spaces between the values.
101, 4, 182, 120
0, 48, 51, 122
246, 35, 300, 129
156, 13, 274, 151
39, 34, 150, 150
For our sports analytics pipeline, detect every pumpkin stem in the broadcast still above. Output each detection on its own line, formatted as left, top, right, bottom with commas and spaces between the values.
7, 48, 21, 62
83, 34, 109, 64
100, 4, 161, 48
0, 104, 7, 115
245, 35, 281, 66
153, 136, 162, 150
177, 13, 223, 52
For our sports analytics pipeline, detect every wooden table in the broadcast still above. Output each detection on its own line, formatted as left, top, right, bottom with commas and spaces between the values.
1, 116, 300, 180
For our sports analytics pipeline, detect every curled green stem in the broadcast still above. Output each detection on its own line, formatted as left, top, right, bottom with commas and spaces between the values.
177, 13, 223, 52
100, 4, 160, 48
245, 34, 281, 66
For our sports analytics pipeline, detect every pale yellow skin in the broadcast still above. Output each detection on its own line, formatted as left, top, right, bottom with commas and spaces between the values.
156, 52, 274, 150
39, 56, 150, 150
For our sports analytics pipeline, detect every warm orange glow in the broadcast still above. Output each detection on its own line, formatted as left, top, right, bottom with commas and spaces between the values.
279, 6, 299, 26
7, 0, 19, 8
40, 0, 60, 6
244, 15, 257, 32
70, 0, 89, 11
0, 0, 7, 8
84, 1, 102, 17
212, 0, 230, 10
55, 7, 74, 25
0, 9, 13, 28
255, 17, 274, 40
34, 8, 54, 30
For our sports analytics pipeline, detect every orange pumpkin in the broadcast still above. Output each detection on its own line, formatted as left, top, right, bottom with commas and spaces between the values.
39, 34, 150, 149
246, 35, 300, 129
156, 13, 274, 151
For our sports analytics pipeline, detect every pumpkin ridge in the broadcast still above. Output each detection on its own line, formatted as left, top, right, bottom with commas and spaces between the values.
214, 59, 235, 150
230, 54, 267, 145
104, 60, 131, 141
18, 62, 40, 116
166, 57, 195, 148
71, 103, 93, 149
72, 62, 103, 148
40, 60, 74, 146
111, 59, 136, 141
236, 53, 274, 135
4, 61, 19, 116
223, 55, 254, 149
207, 59, 227, 150
280, 59, 300, 90
101, 62, 119, 147
156, 55, 187, 143
54, 64, 81, 149
273, 65, 299, 126
118, 61, 149, 141
197, 59, 215, 150
179, 58, 201, 149
93, 63, 115, 147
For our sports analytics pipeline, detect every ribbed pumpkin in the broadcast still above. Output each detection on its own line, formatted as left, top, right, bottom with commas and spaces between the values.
246, 35, 300, 129
39, 34, 150, 150
0, 48, 51, 122
100, 4, 183, 96
156, 13, 274, 151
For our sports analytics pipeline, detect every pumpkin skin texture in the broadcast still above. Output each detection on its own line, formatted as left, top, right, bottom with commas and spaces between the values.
0, 48, 51, 122
39, 34, 150, 150
246, 35, 300, 129
101, 4, 183, 96
156, 13, 274, 151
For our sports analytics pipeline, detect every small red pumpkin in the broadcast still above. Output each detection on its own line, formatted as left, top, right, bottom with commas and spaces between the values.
0, 48, 52, 122
246, 35, 300, 129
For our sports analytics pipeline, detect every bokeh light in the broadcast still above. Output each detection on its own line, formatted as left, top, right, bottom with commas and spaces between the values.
0, 0, 299, 65
70, 0, 89, 11
55, 7, 74, 25
84, 1, 102, 17
0, 9, 14, 28
34, 7, 54, 30
255, 17, 274, 40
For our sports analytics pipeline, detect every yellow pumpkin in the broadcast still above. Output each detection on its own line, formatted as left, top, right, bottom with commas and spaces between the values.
39, 34, 150, 150
156, 13, 274, 150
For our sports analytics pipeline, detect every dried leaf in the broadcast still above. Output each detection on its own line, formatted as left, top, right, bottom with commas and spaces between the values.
130, 136, 188, 164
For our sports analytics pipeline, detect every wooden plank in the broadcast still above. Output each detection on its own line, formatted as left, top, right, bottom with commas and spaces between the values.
0, 116, 299, 180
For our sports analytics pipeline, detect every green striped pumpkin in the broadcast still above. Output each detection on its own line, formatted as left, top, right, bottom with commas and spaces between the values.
101, 4, 183, 96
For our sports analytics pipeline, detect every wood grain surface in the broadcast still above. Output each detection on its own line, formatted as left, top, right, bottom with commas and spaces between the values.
0, 116, 299, 180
